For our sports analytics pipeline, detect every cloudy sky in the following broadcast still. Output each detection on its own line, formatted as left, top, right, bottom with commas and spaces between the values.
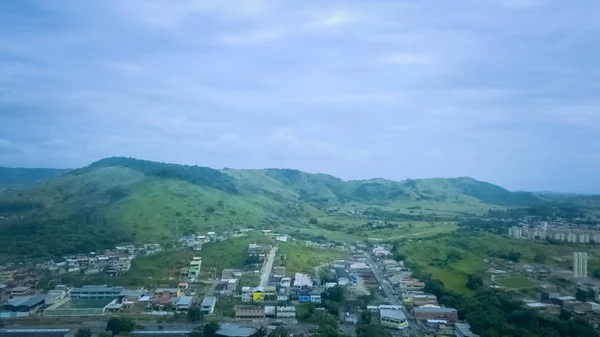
1, 0, 599, 192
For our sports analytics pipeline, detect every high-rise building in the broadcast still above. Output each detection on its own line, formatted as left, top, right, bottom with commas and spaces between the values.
573, 252, 588, 278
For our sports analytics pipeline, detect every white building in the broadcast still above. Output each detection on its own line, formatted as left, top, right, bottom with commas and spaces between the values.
241, 286, 253, 302
293, 273, 313, 288
201, 296, 216, 316
573, 252, 588, 278
277, 306, 296, 318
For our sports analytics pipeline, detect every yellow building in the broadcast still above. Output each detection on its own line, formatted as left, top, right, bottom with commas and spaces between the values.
253, 291, 265, 301
177, 283, 188, 297
0, 269, 15, 282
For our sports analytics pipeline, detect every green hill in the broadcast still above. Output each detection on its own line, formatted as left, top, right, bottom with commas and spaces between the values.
0, 167, 71, 187
0, 157, 547, 260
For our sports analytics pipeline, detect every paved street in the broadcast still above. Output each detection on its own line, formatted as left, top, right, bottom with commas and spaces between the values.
363, 253, 423, 337
260, 246, 278, 287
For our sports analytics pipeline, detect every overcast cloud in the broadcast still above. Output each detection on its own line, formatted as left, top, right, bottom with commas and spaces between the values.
1, 0, 599, 192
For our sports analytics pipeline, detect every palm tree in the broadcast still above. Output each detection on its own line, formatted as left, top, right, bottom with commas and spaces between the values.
252, 326, 268, 337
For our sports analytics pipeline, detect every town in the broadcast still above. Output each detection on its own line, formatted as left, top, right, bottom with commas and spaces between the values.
0, 229, 485, 337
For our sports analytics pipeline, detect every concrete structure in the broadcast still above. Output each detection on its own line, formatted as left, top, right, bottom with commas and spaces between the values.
216, 323, 256, 337
414, 307, 458, 321
201, 296, 217, 315
293, 273, 313, 288
276, 306, 296, 318
3, 295, 46, 312
455, 322, 480, 337
573, 252, 588, 278
241, 287, 253, 302
187, 257, 202, 283
235, 306, 265, 319
380, 308, 408, 329
173, 296, 194, 311
69, 286, 123, 300
335, 268, 352, 286
247, 244, 268, 263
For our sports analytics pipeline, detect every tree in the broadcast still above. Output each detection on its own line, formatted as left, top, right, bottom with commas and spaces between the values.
190, 326, 205, 337
203, 321, 220, 337
268, 327, 289, 337
0, 319, 5, 328
575, 288, 595, 302
309, 218, 319, 225
106, 317, 136, 336
534, 253, 547, 263
466, 275, 483, 290
252, 326, 268, 337
559, 308, 572, 321
75, 328, 92, 337
356, 324, 391, 337
324, 285, 344, 302
359, 310, 372, 324
188, 307, 202, 322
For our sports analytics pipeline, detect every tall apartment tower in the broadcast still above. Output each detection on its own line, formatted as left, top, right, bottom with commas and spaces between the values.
573, 252, 588, 278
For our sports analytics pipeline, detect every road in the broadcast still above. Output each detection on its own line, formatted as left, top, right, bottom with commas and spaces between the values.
260, 246, 278, 287
363, 253, 423, 337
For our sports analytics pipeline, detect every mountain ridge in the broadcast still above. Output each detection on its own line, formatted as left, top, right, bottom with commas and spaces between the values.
0, 156, 562, 259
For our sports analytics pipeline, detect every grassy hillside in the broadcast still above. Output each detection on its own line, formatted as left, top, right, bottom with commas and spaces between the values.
0, 157, 548, 259
397, 232, 600, 294
0, 166, 70, 187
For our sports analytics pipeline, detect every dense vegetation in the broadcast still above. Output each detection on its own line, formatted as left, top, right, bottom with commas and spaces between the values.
0, 157, 563, 259
414, 268, 598, 337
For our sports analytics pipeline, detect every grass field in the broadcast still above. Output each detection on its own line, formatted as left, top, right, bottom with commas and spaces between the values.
279, 242, 348, 275
398, 231, 600, 294
496, 276, 534, 289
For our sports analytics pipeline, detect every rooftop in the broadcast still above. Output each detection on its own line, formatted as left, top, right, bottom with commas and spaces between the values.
380, 308, 407, 320
201, 296, 217, 307
216, 324, 256, 337
414, 307, 457, 313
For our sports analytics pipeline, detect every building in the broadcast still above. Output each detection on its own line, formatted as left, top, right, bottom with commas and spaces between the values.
293, 273, 313, 288
563, 301, 593, 313
201, 296, 217, 315
3, 295, 46, 312
573, 252, 588, 278
310, 293, 322, 303
241, 287, 253, 302
380, 309, 409, 329
216, 324, 256, 337
188, 257, 202, 283
454, 322, 480, 337
10, 286, 33, 297
335, 268, 352, 286
418, 319, 454, 336
248, 244, 268, 263
273, 266, 286, 277
173, 296, 194, 311
0, 329, 72, 337
404, 294, 439, 307
70, 286, 123, 300
235, 306, 265, 319
413, 307, 458, 321
277, 306, 296, 318
253, 288, 265, 302
155, 288, 179, 305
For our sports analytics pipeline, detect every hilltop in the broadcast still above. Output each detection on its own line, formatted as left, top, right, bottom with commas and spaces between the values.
0, 157, 548, 259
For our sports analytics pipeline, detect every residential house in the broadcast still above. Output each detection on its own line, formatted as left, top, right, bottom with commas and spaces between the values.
454, 322, 481, 337
248, 244, 268, 263
235, 306, 265, 319
201, 296, 217, 316
241, 287, 253, 302
277, 306, 296, 318
414, 307, 458, 321
293, 273, 313, 288
253, 288, 265, 302
563, 301, 593, 313
173, 296, 194, 311
10, 286, 34, 297
155, 288, 178, 305
187, 257, 202, 283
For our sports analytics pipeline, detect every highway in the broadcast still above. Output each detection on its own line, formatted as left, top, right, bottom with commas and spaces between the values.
363, 252, 423, 337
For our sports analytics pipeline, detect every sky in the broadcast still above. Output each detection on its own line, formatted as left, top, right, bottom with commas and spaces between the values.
0, 0, 599, 193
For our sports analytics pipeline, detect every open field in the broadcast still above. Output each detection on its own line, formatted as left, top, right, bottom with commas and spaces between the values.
279, 242, 348, 275
496, 276, 534, 289
397, 231, 600, 294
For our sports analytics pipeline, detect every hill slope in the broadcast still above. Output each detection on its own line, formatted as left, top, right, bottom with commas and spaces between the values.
0, 167, 71, 187
0, 157, 546, 259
